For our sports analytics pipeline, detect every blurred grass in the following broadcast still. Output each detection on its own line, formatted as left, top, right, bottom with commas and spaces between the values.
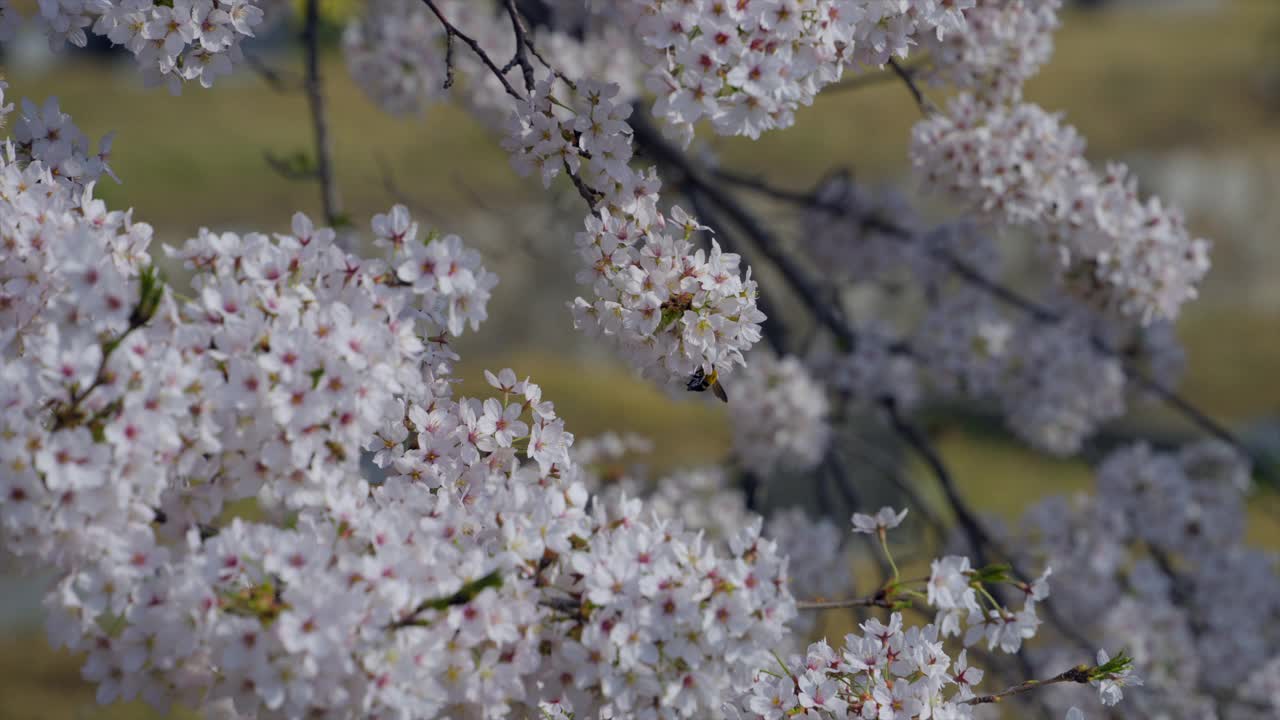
5, 1, 1280, 718
0, 632, 200, 720
6, 55, 529, 240
1179, 308, 1280, 421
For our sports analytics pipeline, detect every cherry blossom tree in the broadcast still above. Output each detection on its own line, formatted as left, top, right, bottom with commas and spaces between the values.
1, 1, 1276, 719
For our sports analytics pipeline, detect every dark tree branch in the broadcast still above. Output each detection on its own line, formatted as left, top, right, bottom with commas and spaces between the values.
630, 111, 861, 351
713, 167, 1253, 466
823, 67, 903, 94
824, 57, 929, 96
882, 396, 1099, 655
243, 50, 299, 93
841, 436, 948, 542
302, 0, 342, 227
502, 0, 538, 93
685, 186, 790, 354
882, 397, 990, 566
420, 0, 526, 100
882, 397, 1089, 702
712, 167, 845, 211
563, 159, 603, 207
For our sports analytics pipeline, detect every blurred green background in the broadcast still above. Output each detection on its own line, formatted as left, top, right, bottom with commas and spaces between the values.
4, 0, 1280, 717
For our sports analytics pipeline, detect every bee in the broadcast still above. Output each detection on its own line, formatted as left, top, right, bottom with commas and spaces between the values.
686, 366, 728, 403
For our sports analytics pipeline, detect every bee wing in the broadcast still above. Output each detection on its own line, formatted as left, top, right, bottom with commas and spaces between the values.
711, 380, 728, 403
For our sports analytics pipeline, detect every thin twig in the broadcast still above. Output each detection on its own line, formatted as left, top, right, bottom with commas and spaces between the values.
420, 0, 525, 100
302, 0, 342, 227
421, 2, 601, 206
842, 436, 947, 541
563, 159, 603, 207
712, 167, 841, 211
824, 58, 929, 96
502, 0, 538, 93
796, 591, 894, 611
882, 397, 990, 566
242, 50, 299, 93
888, 57, 933, 114
962, 664, 1092, 705
822, 68, 902, 95
882, 396, 1069, 705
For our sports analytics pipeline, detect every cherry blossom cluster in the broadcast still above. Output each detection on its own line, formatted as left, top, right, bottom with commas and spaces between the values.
920, 0, 1063, 102
729, 352, 831, 473
734, 614, 986, 719
796, 171, 1185, 455
729, 509, 1138, 719
0, 100, 804, 717
0, 140, 150, 390
801, 176, 928, 285
155, 208, 495, 513
996, 315, 1125, 455
10, 96, 116, 190
651, 478, 855, 623
884, 1, 1214, 326
544, 503, 795, 718
349, 3, 768, 388
919, 288, 1180, 456
1005, 441, 1280, 718
731, 617, 1133, 719
577, 446, 852, 616
811, 323, 921, 412
0, 0, 1240, 715
617, 0, 972, 143
850, 507, 1048, 658
926, 554, 1048, 656
500, 77, 767, 388
572, 440, 853, 641
13, 0, 266, 92
0, 109, 1148, 715
911, 96, 1211, 323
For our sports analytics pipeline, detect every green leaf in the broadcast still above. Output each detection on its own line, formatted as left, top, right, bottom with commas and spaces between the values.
419, 570, 503, 612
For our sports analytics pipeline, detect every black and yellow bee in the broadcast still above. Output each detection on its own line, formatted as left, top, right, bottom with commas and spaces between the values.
686, 366, 728, 403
